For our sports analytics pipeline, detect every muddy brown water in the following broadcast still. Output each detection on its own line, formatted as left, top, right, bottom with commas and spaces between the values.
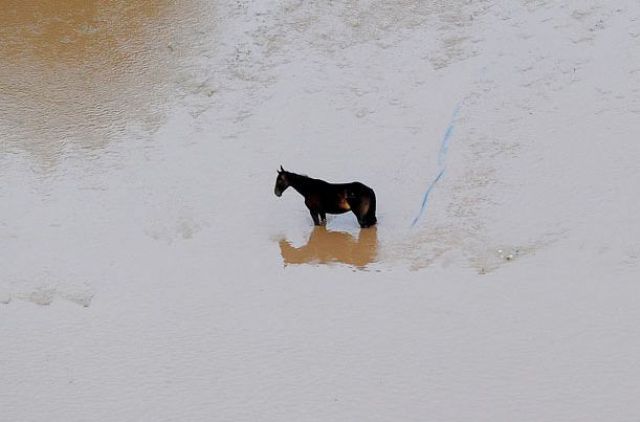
0, 0, 215, 169
0, 0, 381, 271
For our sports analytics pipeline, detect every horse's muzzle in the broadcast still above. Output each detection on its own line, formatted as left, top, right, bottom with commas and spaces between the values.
274, 189, 282, 197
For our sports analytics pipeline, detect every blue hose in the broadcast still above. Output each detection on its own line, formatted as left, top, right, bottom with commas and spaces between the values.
411, 102, 461, 227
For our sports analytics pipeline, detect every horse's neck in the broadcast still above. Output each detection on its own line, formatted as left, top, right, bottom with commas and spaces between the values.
288, 174, 311, 197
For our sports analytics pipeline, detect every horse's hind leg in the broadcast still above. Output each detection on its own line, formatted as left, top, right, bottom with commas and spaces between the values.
364, 192, 377, 227
319, 211, 327, 225
352, 192, 377, 228
366, 191, 377, 227
350, 197, 370, 228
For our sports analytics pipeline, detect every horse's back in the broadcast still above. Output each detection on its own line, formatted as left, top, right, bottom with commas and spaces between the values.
345, 181, 375, 197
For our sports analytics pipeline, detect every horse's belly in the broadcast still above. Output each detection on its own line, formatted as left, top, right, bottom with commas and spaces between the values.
325, 199, 350, 214
338, 198, 351, 211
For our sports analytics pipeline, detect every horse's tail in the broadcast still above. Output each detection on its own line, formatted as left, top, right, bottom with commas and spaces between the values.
361, 186, 377, 227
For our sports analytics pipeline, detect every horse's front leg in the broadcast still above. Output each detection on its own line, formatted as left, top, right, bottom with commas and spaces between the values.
319, 211, 327, 225
305, 198, 322, 226
308, 209, 321, 226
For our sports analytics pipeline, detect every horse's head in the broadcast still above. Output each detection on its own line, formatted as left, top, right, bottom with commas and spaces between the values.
274, 165, 289, 197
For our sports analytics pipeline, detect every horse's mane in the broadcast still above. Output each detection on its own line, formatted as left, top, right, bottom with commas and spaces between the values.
285, 170, 309, 179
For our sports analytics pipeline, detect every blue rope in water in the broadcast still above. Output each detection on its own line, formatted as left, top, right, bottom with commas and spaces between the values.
411, 102, 461, 227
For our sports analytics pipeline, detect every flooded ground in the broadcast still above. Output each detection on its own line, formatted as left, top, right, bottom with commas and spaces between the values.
2, 0, 640, 421
0, 0, 216, 165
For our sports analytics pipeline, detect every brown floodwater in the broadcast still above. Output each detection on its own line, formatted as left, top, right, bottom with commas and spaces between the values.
279, 226, 379, 269
1, 0, 384, 272
0, 0, 215, 169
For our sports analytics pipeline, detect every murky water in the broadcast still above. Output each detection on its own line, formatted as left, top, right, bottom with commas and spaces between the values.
0, 0, 505, 303
0, 0, 395, 308
4, 1, 640, 421
0, 0, 215, 168
0, 0, 220, 305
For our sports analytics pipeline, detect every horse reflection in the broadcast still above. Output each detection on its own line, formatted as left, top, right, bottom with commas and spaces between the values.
279, 226, 378, 269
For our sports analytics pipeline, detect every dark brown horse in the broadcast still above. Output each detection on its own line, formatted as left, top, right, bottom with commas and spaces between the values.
274, 166, 377, 228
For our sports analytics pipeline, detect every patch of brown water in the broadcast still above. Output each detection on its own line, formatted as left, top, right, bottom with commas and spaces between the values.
0, 0, 216, 170
279, 226, 378, 270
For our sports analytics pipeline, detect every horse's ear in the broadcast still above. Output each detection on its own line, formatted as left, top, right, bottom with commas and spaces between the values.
280, 165, 285, 172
